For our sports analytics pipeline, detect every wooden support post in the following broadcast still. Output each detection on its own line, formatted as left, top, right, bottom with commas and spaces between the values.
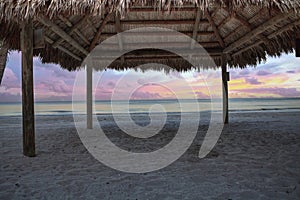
296, 32, 300, 57
222, 54, 229, 124
86, 66, 93, 129
21, 20, 35, 156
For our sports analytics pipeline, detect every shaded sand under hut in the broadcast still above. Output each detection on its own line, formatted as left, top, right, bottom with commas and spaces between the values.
0, 0, 300, 157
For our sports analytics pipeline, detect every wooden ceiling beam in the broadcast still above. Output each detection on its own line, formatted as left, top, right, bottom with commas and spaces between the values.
44, 36, 82, 61
127, 7, 197, 12
58, 16, 90, 45
89, 12, 114, 51
38, 16, 88, 55
106, 19, 209, 25
205, 9, 225, 48
223, 11, 295, 53
86, 18, 97, 33
190, 8, 202, 49
100, 31, 214, 37
232, 19, 300, 57
53, 16, 89, 48
223, 8, 266, 42
226, 9, 272, 45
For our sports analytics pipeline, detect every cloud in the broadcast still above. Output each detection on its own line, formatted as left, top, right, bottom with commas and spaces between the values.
286, 70, 295, 74
39, 80, 72, 94
195, 91, 210, 99
256, 70, 271, 76
245, 77, 262, 85
1, 67, 20, 89
131, 91, 162, 100
235, 87, 300, 97
239, 69, 250, 75
0, 93, 21, 102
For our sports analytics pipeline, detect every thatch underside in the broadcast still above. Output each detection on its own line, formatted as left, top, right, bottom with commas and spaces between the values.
0, 42, 8, 83
0, 0, 300, 71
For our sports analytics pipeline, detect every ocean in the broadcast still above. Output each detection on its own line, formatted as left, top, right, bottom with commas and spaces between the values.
0, 98, 299, 117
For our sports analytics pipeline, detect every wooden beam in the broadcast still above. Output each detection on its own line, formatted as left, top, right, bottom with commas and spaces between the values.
296, 38, 300, 57
90, 12, 114, 51
38, 16, 88, 55
21, 20, 35, 157
107, 19, 209, 25
128, 7, 197, 12
223, 11, 294, 53
205, 9, 225, 48
221, 53, 228, 124
101, 31, 214, 37
57, 16, 90, 45
232, 19, 300, 57
190, 8, 202, 49
98, 41, 220, 49
86, 18, 97, 33
224, 8, 267, 42
44, 36, 82, 61
115, 11, 125, 63
229, 11, 272, 45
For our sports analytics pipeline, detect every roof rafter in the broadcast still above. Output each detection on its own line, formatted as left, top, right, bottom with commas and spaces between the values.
89, 12, 114, 51
57, 16, 90, 45
233, 19, 300, 57
44, 36, 82, 61
190, 7, 202, 49
205, 9, 225, 48
224, 10, 295, 53
38, 16, 88, 55
223, 8, 272, 45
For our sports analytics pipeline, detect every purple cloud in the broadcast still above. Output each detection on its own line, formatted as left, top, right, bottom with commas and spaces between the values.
256, 70, 271, 76
286, 70, 295, 74
131, 91, 162, 100
245, 77, 262, 85
236, 87, 300, 97
195, 91, 209, 99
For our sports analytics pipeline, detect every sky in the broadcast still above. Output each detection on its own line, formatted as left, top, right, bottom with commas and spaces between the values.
0, 51, 299, 102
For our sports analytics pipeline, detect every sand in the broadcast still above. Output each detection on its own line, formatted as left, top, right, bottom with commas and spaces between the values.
0, 111, 299, 199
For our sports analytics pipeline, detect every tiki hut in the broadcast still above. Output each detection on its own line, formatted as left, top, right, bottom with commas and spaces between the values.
0, 0, 299, 157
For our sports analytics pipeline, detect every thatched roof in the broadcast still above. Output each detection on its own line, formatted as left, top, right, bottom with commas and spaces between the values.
0, 0, 300, 72
0, 41, 8, 83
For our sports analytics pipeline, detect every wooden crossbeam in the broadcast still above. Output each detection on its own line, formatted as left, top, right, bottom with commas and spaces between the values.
205, 9, 225, 48
223, 11, 295, 53
89, 12, 114, 51
38, 16, 88, 55
57, 16, 90, 46
232, 19, 300, 57
128, 7, 197, 12
106, 19, 209, 25
190, 8, 202, 49
224, 8, 266, 42
115, 12, 123, 51
86, 18, 97, 33
227, 10, 272, 45
45, 36, 82, 61
115, 11, 125, 63
101, 31, 214, 37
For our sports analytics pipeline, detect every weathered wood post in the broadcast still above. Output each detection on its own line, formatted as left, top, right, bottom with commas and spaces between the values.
222, 54, 229, 124
296, 32, 300, 57
86, 66, 93, 129
21, 20, 35, 157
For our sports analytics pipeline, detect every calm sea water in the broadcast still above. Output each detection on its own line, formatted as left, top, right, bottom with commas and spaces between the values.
0, 98, 299, 116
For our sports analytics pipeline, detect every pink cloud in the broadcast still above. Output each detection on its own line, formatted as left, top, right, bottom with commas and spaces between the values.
131, 91, 162, 100
245, 77, 262, 85
235, 87, 300, 97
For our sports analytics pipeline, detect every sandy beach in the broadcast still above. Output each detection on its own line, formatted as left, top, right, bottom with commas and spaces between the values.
0, 111, 299, 199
